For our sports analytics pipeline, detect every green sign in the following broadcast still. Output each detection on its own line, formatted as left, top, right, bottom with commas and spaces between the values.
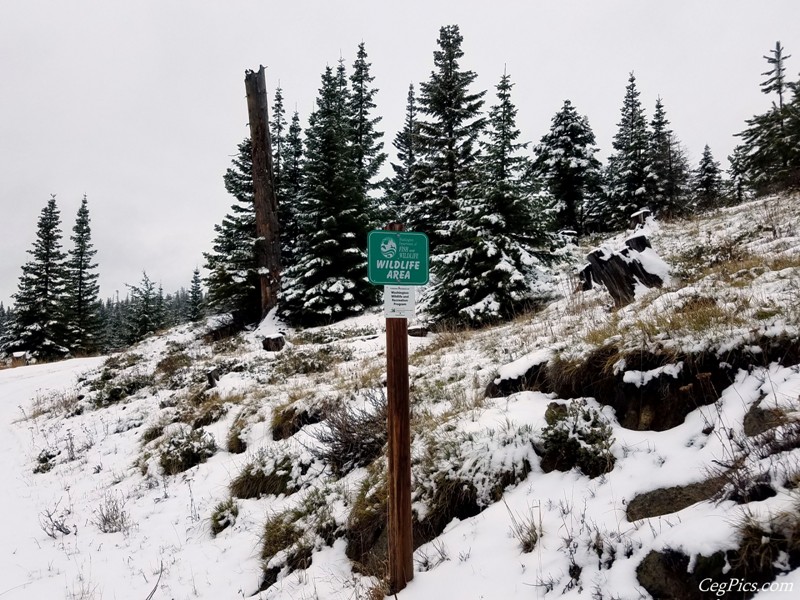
368, 230, 429, 286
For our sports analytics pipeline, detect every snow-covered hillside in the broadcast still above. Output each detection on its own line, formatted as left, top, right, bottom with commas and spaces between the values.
2, 195, 800, 600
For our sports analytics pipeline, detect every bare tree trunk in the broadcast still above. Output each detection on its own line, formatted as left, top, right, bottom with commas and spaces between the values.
244, 66, 281, 318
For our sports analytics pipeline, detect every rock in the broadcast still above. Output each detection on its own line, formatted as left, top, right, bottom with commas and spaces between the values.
579, 234, 665, 307
206, 368, 220, 388
262, 335, 286, 352
407, 325, 429, 338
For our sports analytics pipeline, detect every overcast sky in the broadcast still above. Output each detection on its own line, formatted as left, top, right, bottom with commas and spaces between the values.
2, 0, 799, 307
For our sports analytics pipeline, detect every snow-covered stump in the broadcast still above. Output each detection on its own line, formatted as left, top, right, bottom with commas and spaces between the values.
579, 234, 667, 307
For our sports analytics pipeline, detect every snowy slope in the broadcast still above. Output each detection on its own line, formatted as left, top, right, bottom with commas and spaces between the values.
2, 195, 799, 600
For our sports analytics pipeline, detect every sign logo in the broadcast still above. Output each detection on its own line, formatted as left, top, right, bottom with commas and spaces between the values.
380, 237, 398, 259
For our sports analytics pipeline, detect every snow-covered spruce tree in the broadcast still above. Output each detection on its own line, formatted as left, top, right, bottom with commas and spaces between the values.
726, 145, 749, 205
188, 268, 205, 322
693, 144, 723, 211
406, 24, 486, 251
270, 85, 302, 271
281, 111, 305, 270
532, 99, 603, 235
280, 64, 378, 326
0, 303, 10, 352
203, 139, 261, 324
349, 42, 386, 220
384, 83, 419, 222
4, 195, 69, 359
647, 98, 691, 217
736, 42, 800, 193
63, 195, 102, 355
271, 86, 287, 198
125, 272, 162, 344
600, 73, 652, 229
426, 72, 551, 325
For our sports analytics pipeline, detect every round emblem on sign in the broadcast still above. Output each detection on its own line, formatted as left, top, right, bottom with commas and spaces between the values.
380, 237, 397, 259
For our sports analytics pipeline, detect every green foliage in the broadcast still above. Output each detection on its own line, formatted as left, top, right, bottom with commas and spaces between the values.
426, 71, 551, 325
5, 195, 69, 359
693, 144, 723, 211
158, 427, 216, 475
539, 399, 615, 478
406, 24, 486, 251
533, 99, 603, 235
601, 73, 652, 230
280, 62, 378, 326
63, 195, 102, 355
204, 139, 261, 323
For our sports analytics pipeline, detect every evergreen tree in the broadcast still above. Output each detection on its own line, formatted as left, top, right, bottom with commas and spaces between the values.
406, 24, 486, 250
737, 41, 800, 192
601, 73, 652, 229
280, 65, 377, 325
385, 83, 419, 222
726, 145, 748, 204
533, 99, 603, 235
203, 139, 261, 323
426, 72, 550, 325
281, 111, 305, 269
4, 195, 69, 359
693, 144, 723, 211
349, 42, 387, 212
63, 195, 102, 355
271, 85, 287, 198
0, 303, 9, 351
647, 98, 690, 217
188, 268, 205, 322
125, 272, 160, 343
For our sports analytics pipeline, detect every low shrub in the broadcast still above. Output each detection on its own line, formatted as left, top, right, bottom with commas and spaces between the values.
210, 498, 239, 536
538, 399, 615, 478
311, 389, 387, 476
230, 446, 311, 499
158, 427, 217, 475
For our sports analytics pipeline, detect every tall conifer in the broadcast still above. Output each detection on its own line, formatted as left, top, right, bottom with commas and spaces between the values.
5, 195, 69, 358
64, 195, 101, 354
407, 25, 486, 250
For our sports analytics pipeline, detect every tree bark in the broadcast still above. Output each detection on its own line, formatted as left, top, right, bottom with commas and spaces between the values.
244, 66, 281, 318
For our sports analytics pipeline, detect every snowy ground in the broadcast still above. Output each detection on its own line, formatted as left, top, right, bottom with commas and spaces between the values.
2, 195, 800, 600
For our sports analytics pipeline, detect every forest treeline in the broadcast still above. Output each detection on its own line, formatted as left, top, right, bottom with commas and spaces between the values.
2, 27, 799, 360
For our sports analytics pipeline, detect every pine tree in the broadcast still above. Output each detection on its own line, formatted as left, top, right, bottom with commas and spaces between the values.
188, 268, 205, 322
281, 111, 305, 270
737, 41, 800, 192
385, 83, 419, 222
204, 139, 261, 323
406, 24, 486, 250
533, 99, 603, 235
125, 272, 160, 343
647, 98, 690, 217
63, 195, 102, 355
601, 73, 652, 229
726, 145, 748, 204
426, 72, 550, 325
349, 42, 387, 213
280, 65, 377, 325
693, 144, 723, 211
5, 195, 69, 359
271, 85, 287, 198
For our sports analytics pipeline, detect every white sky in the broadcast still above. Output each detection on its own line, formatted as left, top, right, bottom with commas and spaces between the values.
2, 0, 799, 307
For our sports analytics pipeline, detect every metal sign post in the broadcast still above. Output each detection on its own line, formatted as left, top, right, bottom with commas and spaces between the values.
367, 224, 429, 594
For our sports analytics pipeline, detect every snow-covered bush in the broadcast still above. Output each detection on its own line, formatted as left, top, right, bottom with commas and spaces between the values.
538, 399, 615, 478
158, 426, 216, 475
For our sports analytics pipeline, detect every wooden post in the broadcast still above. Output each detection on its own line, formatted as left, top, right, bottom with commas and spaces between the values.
244, 66, 281, 318
385, 222, 414, 594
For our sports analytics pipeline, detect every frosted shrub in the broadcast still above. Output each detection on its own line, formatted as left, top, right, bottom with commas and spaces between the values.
158, 426, 216, 475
